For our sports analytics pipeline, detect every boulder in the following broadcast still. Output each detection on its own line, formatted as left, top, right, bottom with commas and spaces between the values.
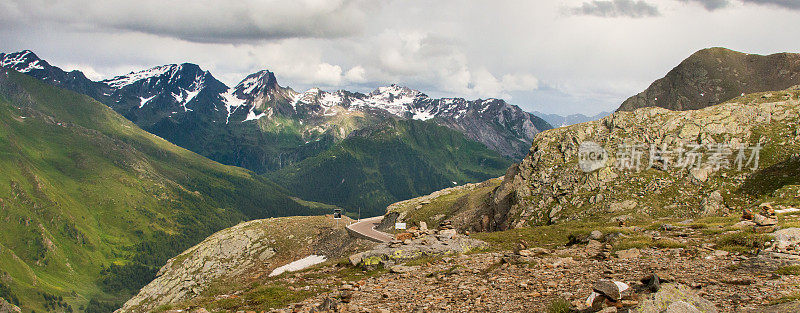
632, 283, 718, 313
616, 248, 641, 259
753, 214, 777, 226
666, 301, 702, 313
610, 200, 638, 213
390, 265, 419, 274
771, 228, 800, 251
593, 279, 628, 301
700, 191, 728, 216
438, 229, 457, 239
0, 298, 21, 313
518, 247, 550, 257
641, 273, 661, 292
732, 220, 756, 229
349, 252, 364, 266
690, 166, 713, 183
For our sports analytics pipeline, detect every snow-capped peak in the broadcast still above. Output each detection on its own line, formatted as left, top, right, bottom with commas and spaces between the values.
233, 70, 280, 98
102, 64, 197, 89
0, 50, 47, 73
369, 84, 425, 101
101, 63, 210, 111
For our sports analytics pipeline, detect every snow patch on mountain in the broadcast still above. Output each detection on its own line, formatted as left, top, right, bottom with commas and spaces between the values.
102, 65, 175, 89
221, 88, 247, 124
244, 110, 267, 122
138, 95, 156, 108
0, 51, 45, 73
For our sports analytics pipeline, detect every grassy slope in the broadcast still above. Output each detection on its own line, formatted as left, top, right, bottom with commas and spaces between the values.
269, 119, 512, 216
395, 89, 800, 237
0, 70, 326, 312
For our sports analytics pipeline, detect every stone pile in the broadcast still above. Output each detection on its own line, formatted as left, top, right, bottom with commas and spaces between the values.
740, 203, 779, 233
349, 222, 486, 267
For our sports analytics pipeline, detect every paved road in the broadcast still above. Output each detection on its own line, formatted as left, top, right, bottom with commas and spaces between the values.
347, 216, 394, 242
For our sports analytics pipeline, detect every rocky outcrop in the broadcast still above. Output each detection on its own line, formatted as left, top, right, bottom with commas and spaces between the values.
488, 89, 800, 229
618, 47, 800, 112
0, 298, 21, 313
634, 284, 718, 313
349, 227, 486, 268
117, 216, 374, 313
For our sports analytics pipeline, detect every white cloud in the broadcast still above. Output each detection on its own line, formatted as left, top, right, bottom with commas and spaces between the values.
62, 64, 104, 80
567, 0, 661, 18
0, 0, 375, 43
2, 0, 799, 115
344, 66, 367, 83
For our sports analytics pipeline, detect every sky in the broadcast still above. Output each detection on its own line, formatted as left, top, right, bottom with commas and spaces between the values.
1, 0, 799, 115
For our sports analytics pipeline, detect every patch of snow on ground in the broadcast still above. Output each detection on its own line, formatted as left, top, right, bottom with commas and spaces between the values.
776, 207, 800, 214
269, 255, 327, 277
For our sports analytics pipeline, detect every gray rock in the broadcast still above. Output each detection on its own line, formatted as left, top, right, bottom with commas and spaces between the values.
0, 298, 21, 313
438, 229, 457, 239
351, 234, 486, 267
732, 220, 756, 229
616, 248, 641, 259
690, 166, 713, 183
390, 265, 419, 274
590, 230, 604, 240
753, 214, 777, 226
700, 191, 727, 216
349, 252, 364, 266
633, 283, 718, 313
610, 200, 637, 213
518, 248, 550, 257
770, 227, 800, 251
751, 300, 800, 313
666, 301, 701, 313
593, 279, 622, 301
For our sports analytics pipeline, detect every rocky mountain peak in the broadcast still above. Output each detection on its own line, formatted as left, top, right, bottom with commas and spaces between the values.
0, 50, 49, 74
233, 69, 282, 99
369, 84, 426, 102
102, 63, 209, 90
617, 47, 800, 112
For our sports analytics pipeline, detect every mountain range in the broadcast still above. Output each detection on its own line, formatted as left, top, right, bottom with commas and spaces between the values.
0, 50, 551, 169
532, 111, 611, 128
0, 50, 551, 214
617, 47, 800, 111
4, 46, 799, 312
0, 68, 336, 312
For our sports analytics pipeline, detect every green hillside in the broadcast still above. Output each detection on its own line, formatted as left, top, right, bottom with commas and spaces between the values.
269, 119, 513, 216
0, 69, 327, 312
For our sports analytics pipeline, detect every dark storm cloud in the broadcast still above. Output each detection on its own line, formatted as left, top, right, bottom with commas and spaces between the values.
742, 0, 800, 10
0, 0, 372, 43
676, 0, 731, 11
568, 0, 661, 18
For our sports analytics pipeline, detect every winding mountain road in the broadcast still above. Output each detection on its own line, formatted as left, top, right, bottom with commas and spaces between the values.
347, 216, 394, 242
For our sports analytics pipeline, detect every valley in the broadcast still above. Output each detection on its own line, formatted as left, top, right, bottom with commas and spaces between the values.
1, 39, 800, 313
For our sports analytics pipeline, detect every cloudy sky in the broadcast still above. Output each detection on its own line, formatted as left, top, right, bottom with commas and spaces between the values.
1, 0, 799, 115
